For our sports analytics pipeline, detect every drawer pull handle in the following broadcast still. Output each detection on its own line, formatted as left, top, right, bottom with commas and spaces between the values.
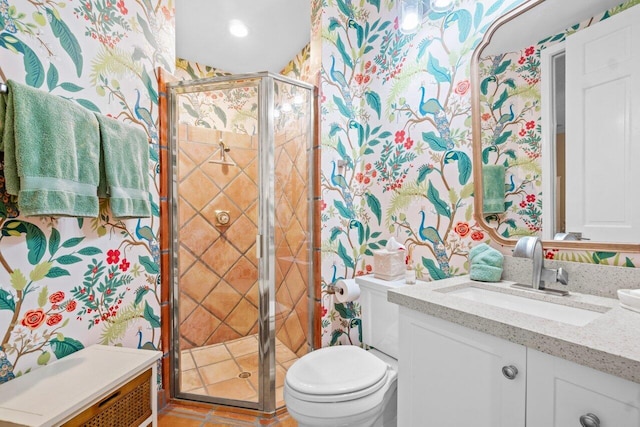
580, 413, 600, 427
98, 390, 122, 407
501, 365, 518, 380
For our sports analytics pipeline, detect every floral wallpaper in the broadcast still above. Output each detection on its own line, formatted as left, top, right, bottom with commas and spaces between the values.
479, 0, 640, 265
173, 45, 311, 136
0, 0, 174, 383
318, 0, 528, 346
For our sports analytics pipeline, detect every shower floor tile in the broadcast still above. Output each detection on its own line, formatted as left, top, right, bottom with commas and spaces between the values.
180, 334, 299, 408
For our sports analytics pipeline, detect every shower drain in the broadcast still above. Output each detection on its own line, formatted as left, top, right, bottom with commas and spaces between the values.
238, 371, 252, 379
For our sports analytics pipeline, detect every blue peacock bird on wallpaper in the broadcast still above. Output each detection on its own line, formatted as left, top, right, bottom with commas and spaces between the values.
419, 210, 451, 276
0, 346, 15, 384
419, 87, 453, 149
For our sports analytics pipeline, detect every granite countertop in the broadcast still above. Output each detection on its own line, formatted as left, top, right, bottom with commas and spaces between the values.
388, 275, 640, 384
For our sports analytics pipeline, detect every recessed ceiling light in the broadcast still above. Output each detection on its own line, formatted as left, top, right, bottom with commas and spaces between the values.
229, 19, 248, 38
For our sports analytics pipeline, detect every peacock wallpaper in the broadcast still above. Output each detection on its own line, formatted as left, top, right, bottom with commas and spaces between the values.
1, 0, 639, 388
0, 0, 174, 382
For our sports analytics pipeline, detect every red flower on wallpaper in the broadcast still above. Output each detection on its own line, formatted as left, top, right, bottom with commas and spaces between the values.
116, 0, 128, 15
455, 80, 470, 95
470, 230, 484, 241
394, 130, 405, 144
526, 194, 536, 203
106, 249, 120, 264
21, 309, 46, 330
119, 258, 130, 272
66, 300, 77, 312
49, 291, 65, 304
481, 113, 491, 121
526, 120, 536, 130
525, 46, 535, 56
404, 137, 414, 150
454, 222, 470, 237
46, 314, 63, 326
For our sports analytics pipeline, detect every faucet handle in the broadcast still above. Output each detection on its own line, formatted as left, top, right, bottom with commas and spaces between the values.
556, 268, 569, 286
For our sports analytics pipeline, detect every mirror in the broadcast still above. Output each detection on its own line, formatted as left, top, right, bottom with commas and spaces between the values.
471, 0, 640, 252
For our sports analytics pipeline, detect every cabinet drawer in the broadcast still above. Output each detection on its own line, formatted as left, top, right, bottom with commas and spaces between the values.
527, 349, 640, 427
62, 369, 152, 427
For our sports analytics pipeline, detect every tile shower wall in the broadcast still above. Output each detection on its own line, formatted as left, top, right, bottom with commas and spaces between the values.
0, 0, 174, 384
177, 125, 260, 349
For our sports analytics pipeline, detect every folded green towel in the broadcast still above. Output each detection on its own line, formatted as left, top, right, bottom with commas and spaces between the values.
96, 114, 150, 218
469, 243, 503, 282
2, 80, 100, 217
482, 165, 506, 214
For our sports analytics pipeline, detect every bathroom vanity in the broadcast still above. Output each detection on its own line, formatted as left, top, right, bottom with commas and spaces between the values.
389, 274, 640, 427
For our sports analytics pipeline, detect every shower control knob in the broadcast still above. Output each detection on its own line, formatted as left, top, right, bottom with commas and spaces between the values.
215, 210, 231, 226
501, 365, 518, 380
579, 413, 600, 427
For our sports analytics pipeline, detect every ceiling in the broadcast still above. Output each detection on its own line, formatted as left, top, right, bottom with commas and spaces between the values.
175, 0, 311, 74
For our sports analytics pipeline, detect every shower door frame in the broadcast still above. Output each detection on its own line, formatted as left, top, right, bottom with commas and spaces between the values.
166, 72, 315, 413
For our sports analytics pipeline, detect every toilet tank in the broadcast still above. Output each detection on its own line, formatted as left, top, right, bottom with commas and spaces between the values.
356, 275, 405, 359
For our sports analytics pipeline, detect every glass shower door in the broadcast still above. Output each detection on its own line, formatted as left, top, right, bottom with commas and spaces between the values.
168, 73, 314, 413
170, 77, 263, 407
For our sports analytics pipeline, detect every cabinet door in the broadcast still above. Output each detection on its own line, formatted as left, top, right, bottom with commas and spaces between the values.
398, 308, 526, 427
527, 349, 640, 427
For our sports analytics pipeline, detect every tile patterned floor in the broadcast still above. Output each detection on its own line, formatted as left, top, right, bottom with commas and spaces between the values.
158, 402, 298, 426
179, 335, 299, 407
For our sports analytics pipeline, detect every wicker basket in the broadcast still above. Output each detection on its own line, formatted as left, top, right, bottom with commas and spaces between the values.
62, 369, 152, 427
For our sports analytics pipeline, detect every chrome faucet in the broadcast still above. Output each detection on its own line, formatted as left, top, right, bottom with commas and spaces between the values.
513, 236, 569, 295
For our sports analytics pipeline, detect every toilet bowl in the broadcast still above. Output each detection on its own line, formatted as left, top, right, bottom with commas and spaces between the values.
284, 276, 403, 427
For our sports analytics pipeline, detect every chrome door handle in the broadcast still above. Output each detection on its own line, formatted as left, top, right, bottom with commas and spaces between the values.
579, 413, 600, 427
501, 365, 518, 380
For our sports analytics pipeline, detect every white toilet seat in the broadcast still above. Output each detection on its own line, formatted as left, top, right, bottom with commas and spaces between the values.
284, 346, 398, 426
286, 346, 390, 401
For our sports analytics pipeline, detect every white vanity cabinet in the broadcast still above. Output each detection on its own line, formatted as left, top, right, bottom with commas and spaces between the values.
527, 348, 640, 427
398, 307, 526, 427
399, 307, 640, 427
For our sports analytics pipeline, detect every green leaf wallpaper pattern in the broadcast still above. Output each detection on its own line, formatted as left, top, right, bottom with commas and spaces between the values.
0, 0, 173, 382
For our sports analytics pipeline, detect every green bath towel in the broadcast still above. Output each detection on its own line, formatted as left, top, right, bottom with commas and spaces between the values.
96, 114, 150, 218
482, 164, 506, 214
469, 243, 504, 282
2, 80, 100, 217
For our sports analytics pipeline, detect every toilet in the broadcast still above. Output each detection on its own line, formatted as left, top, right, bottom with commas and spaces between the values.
284, 276, 404, 427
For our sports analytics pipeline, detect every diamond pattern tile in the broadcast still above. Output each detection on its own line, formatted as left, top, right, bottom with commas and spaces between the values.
180, 215, 219, 257
286, 218, 305, 255
180, 169, 219, 211
180, 139, 217, 165
224, 256, 257, 295
225, 214, 257, 254
201, 238, 242, 277
178, 244, 196, 275
177, 126, 311, 384
181, 261, 219, 302
178, 197, 197, 227
181, 306, 221, 346
202, 280, 242, 321
225, 173, 257, 211
226, 299, 259, 336
201, 158, 242, 190
178, 149, 197, 182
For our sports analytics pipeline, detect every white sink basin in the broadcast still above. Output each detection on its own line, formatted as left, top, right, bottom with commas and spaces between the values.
448, 286, 604, 326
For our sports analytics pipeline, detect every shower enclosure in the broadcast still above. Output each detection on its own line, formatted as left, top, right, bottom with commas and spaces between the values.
166, 73, 314, 413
